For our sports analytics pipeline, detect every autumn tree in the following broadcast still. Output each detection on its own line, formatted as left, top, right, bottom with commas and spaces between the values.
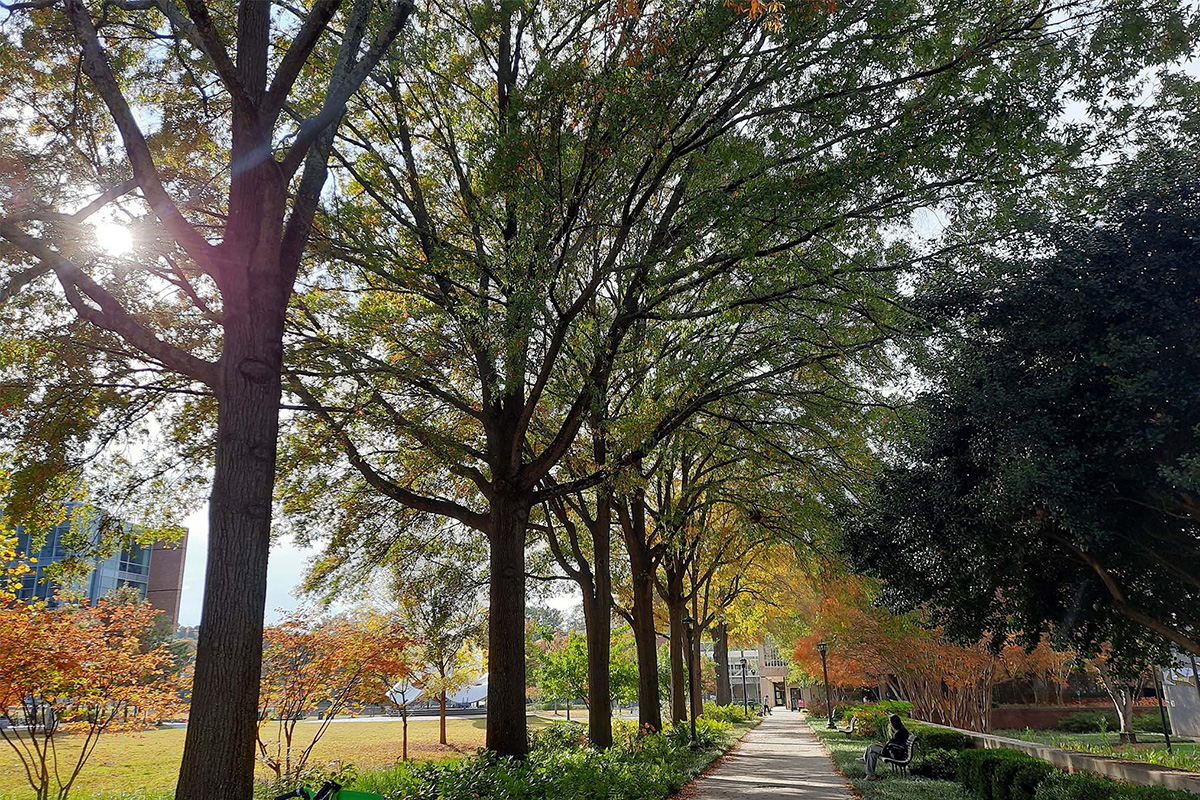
0, 597, 182, 800
271, 0, 1183, 755
255, 610, 408, 783
0, 1, 418, 794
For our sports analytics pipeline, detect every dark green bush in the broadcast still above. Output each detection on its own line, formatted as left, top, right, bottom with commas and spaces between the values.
912, 747, 960, 781
1132, 712, 1171, 735
912, 724, 972, 751
1010, 761, 1059, 800
992, 757, 1059, 800
1057, 710, 1170, 735
1033, 771, 1197, 800
958, 749, 1034, 799
1057, 711, 1119, 733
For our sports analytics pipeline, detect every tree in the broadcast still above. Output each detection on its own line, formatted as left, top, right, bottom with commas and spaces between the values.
539, 631, 590, 720
394, 559, 486, 746
844, 151, 1200, 657
0, 596, 182, 800
255, 610, 408, 783
281, 0, 1170, 755
0, 1, 415, 794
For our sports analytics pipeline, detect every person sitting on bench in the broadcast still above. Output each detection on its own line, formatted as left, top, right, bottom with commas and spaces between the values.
864, 714, 910, 781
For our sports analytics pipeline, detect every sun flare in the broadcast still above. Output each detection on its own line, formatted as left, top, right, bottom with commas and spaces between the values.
92, 221, 133, 256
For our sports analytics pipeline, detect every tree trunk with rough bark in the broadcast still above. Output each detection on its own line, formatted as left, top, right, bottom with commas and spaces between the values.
668, 597, 686, 724
622, 491, 663, 732
176, 254, 286, 799
714, 623, 732, 706
486, 492, 530, 756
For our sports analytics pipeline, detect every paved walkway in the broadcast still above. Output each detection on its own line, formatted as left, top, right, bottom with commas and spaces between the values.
689, 710, 854, 800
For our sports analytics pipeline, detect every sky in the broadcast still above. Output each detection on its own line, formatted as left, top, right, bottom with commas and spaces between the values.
176, 503, 581, 628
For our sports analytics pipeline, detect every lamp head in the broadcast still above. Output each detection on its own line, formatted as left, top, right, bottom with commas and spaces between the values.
683, 615, 695, 634
739, 657, 747, 667
816, 640, 827, 656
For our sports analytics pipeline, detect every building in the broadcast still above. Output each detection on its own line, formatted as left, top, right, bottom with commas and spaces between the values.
11, 505, 188, 628
708, 637, 808, 709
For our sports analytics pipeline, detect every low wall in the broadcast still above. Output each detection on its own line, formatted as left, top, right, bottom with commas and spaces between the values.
990, 705, 1110, 731
918, 722, 1200, 793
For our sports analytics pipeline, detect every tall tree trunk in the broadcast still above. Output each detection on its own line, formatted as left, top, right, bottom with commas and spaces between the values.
581, 546, 613, 748
668, 597, 686, 724
714, 623, 732, 706
486, 493, 530, 756
176, 321, 282, 800
622, 490, 662, 732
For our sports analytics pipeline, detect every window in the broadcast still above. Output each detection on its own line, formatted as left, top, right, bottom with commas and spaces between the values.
118, 544, 149, 575
762, 641, 787, 668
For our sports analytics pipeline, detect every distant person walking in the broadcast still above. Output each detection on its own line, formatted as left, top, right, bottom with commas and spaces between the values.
762, 700, 772, 715
864, 714, 910, 781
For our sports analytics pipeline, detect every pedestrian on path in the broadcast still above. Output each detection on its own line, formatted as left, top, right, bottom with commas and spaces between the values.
762, 700, 772, 715
864, 714, 910, 781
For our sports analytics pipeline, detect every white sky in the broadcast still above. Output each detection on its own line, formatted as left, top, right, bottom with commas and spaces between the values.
176, 504, 581, 627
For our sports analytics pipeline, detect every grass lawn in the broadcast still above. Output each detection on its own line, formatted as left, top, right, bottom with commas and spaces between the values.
992, 729, 1200, 773
809, 719, 970, 800
0, 716, 551, 799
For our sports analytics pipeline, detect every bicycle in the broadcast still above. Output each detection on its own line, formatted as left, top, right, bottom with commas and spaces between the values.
274, 779, 381, 800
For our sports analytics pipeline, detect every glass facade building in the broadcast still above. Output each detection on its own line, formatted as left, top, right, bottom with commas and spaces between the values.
10, 505, 185, 626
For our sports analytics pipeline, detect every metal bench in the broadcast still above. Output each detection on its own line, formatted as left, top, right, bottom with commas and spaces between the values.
836, 716, 857, 737
883, 735, 919, 776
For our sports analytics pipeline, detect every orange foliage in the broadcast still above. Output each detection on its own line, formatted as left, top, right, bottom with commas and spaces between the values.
791, 583, 1073, 731
0, 596, 182, 800
255, 610, 409, 782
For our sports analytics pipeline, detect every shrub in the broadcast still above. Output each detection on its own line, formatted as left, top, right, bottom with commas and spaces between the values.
1010, 761, 1058, 800
992, 757, 1059, 800
958, 749, 1032, 799
702, 701, 756, 724
1133, 712, 1171, 734
1057, 711, 1119, 733
1033, 771, 1198, 800
666, 716, 731, 749
912, 724, 972, 751
912, 747, 960, 781
1057, 710, 1171, 735
353, 720, 740, 800
530, 720, 589, 751
839, 701, 916, 739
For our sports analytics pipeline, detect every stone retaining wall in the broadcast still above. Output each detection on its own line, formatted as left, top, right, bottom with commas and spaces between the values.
917, 721, 1200, 793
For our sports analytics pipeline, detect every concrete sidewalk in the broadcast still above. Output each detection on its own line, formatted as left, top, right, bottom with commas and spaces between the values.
688, 710, 855, 799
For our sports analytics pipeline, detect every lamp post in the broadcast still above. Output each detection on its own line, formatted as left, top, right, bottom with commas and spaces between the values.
817, 640, 835, 729
683, 614, 698, 748
740, 657, 749, 715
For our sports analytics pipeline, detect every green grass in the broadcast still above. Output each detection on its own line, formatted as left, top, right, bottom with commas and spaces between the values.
809, 719, 970, 800
992, 729, 1200, 773
0, 716, 552, 799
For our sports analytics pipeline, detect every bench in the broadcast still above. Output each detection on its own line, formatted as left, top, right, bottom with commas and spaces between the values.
883, 735, 919, 776
836, 716, 857, 737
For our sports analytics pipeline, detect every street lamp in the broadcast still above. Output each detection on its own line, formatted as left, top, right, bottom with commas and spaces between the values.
817, 640, 835, 729
739, 657, 749, 715
683, 614, 698, 749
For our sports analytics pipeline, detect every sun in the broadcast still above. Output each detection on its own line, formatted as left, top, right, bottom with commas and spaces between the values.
92, 220, 133, 256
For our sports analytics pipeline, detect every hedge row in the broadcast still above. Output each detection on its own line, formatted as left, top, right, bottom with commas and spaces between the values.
955, 748, 1197, 800
1057, 710, 1171, 735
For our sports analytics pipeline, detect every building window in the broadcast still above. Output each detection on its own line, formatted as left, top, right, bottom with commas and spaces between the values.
118, 544, 149, 575
763, 641, 787, 668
